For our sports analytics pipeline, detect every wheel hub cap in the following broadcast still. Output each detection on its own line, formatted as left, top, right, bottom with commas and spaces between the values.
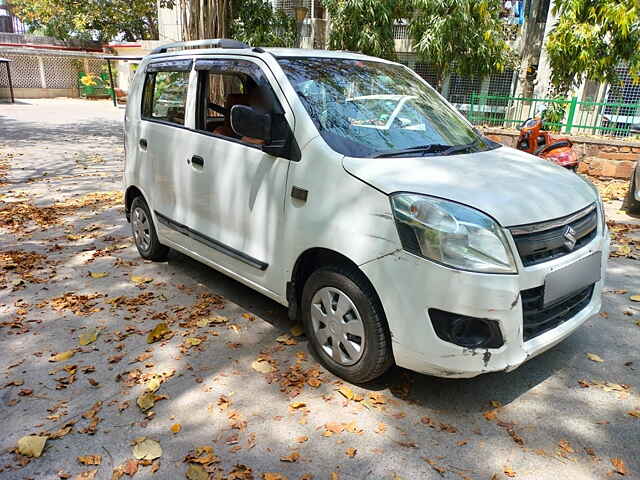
132, 206, 151, 251
310, 286, 365, 366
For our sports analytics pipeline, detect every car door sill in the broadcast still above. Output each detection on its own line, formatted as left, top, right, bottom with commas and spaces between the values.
154, 211, 268, 271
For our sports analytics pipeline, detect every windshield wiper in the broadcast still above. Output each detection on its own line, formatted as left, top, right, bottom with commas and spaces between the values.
436, 137, 481, 156
373, 144, 452, 158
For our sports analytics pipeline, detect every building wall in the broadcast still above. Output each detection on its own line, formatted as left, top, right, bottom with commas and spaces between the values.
0, 49, 107, 99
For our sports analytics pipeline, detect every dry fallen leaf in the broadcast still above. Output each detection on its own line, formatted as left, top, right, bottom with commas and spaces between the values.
338, 385, 354, 400
50, 350, 75, 362
17, 435, 47, 457
75, 469, 97, 479
345, 447, 357, 457
263, 474, 288, 480
586, 353, 604, 363
89, 272, 108, 279
483, 409, 498, 421
131, 275, 153, 284
186, 463, 209, 480
290, 325, 304, 337
251, 359, 274, 373
611, 458, 628, 475
628, 410, 640, 418
77, 455, 101, 465
503, 466, 517, 478
132, 437, 162, 460
185, 337, 202, 347
147, 323, 171, 344
630, 295, 640, 302
289, 402, 306, 410
137, 392, 162, 411
170, 423, 181, 434
280, 451, 300, 462
558, 439, 575, 454
79, 329, 98, 346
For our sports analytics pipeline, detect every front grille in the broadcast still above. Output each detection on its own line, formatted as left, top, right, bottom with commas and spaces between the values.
510, 205, 598, 267
521, 284, 595, 341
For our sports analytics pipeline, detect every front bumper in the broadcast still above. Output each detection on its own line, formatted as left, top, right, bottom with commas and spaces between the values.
360, 227, 609, 378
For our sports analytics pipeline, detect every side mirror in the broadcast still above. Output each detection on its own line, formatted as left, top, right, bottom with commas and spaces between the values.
630, 123, 640, 134
230, 105, 271, 141
231, 105, 301, 161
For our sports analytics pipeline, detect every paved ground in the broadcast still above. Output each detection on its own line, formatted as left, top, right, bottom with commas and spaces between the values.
1, 99, 639, 480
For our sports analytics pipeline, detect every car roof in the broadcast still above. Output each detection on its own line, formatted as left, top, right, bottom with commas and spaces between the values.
262, 48, 393, 62
145, 47, 396, 65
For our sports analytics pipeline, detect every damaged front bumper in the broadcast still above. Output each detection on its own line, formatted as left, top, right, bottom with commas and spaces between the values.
360, 227, 609, 378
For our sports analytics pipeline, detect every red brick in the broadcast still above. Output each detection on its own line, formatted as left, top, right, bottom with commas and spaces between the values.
619, 146, 631, 153
614, 161, 635, 179
599, 152, 640, 161
632, 147, 640, 153
486, 134, 504, 144
601, 146, 618, 153
576, 162, 589, 174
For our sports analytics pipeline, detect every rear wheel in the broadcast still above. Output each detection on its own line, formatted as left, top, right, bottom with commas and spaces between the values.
131, 196, 169, 261
623, 170, 640, 215
301, 265, 393, 383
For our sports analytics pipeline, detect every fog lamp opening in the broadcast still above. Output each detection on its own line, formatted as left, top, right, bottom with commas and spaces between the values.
429, 309, 504, 349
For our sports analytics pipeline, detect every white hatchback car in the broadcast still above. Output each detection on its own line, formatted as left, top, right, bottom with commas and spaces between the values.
124, 39, 609, 383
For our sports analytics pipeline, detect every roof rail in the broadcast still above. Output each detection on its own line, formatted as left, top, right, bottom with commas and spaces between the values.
151, 38, 250, 55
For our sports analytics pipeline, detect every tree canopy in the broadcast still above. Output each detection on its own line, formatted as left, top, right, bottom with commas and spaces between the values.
12, 0, 174, 42
324, 0, 515, 84
323, 0, 399, 60
408, 0, 516, 84
230, 0, 296, 47
545, 0, 640, 92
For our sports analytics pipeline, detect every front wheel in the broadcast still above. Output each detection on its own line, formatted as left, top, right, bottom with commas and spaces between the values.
301, 266, 393, 383
130, 196, 169, 261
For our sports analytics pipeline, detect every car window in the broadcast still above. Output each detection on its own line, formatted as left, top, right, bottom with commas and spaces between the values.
142, 70, 189, 126
194, 59, 282, 146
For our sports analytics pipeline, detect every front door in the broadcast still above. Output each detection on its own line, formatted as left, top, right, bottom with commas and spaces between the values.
174, 57, 294, 296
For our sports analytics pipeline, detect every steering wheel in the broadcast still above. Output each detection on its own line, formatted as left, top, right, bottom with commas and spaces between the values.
207, 101, 227, 115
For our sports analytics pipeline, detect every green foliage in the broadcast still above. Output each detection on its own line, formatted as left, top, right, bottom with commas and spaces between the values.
323, 0, 514, 81
541, 98, 569, 132
408, 0, 515, 83
323, 0, 399, 60
12, 0, 174, 41
230, 0, 296, 47
546, 0, 640, 91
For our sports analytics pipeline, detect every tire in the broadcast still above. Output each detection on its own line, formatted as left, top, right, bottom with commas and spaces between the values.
623, 170, 640, 215
130, 196, 169, 261
301, 265, 393, 383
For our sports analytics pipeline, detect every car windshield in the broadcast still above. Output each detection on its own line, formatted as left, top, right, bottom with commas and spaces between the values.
278, 57, 497, 158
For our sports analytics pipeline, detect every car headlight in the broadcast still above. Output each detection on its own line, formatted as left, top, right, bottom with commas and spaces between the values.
390, 194, 517, 274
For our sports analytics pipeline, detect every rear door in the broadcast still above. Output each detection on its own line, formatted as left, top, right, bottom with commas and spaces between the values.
138, 59, 192, 243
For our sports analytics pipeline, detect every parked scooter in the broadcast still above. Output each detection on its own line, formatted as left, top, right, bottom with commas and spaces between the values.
516, 117, 579, 170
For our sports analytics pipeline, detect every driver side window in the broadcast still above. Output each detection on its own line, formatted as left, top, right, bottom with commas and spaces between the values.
195, 59, 280, 147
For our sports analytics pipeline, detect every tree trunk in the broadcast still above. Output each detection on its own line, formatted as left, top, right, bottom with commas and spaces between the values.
516, 0, 551, 98
179, 0, 231, 41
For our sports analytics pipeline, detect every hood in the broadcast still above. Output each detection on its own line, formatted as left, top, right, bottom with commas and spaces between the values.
343, 146, 597, 227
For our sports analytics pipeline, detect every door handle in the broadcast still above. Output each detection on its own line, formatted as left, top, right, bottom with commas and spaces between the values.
139, 138, 148, 150
191, 155, 205, 167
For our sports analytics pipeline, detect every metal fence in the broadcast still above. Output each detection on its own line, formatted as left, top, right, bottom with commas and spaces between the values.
468, 93, 640, 137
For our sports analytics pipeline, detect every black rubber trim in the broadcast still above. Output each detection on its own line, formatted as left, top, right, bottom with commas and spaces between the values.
146, 58, 193, 72
154, 211, 268, 270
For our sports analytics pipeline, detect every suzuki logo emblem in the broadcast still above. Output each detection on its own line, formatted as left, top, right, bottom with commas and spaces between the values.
563, 226, 577, 250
